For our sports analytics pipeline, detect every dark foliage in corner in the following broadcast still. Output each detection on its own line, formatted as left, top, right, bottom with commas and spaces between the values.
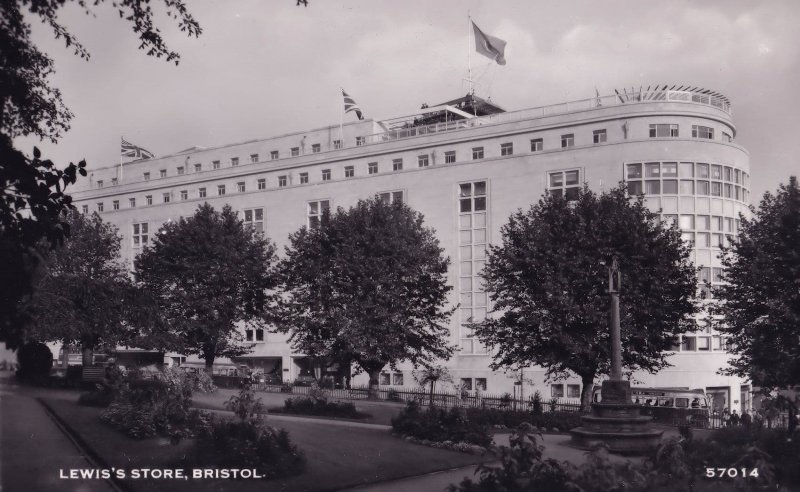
15, 340, 52, 380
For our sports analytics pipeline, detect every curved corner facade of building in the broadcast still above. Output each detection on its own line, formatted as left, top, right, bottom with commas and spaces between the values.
72, 89, 752, 412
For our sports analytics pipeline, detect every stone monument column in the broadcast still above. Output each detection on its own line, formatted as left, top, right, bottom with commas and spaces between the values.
570, 257, 663, 454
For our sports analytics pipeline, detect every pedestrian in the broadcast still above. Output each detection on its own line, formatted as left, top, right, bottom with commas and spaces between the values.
741, 410, 752, 429
730, 409, 740, 426
723, 407, 731, 427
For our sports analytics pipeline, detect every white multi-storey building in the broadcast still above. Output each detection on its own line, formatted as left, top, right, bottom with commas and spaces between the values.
72, 86, 752, 413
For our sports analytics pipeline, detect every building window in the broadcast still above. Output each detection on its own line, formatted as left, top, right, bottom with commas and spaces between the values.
199, 188, 206, 198
378, 190, 404, 204
160, 169, 167, 178
97, 180, 104, 188
475, 378, 487, 391
445, 151, 456, 163
418, 155, 429, 167
212, 160, 220, 170
258, 178, 266, 190
112, 200, 119, 210
356, 136, 365, 146
567, 384, 581, 398
460, 378, 473, 391
551, 384, 564, 398
163, 192, 170, 203
379, 373, 390, 386
500, 143, 513, 156
180, 190, 188, 200
146, 195, 153, 205
194, 163, 202, 172
472, 147, 484, 160
548, 169, 581, 200
311, 144, 321, 154
392, 159, 403, 171
333, 140, 342, 150
270, 151, 279, 160
368, 162, 378, 174
321, 169, 331, 181
111, 178, 118, 186
129, 198, 136, 208
81, 204, 88, 214
250, 154, 258, 163
177, 166, 185, 175
560, 134, 574, 148
230, 157, 239, 167
459, 180, 489, 355
218, 185, 225, 195
243, 208, 264, 233
237, 182, 245, 193
132, 223, 149, 248
649, 124, 679, 137
692, 125, 714, 139
344, 166, 354, 178
592, 129, 607, 144
393, 373, 404, 386
308, 200, 330, 229
143, 172, 150, 181
279, 175, 287, 187
530, 138, 543, 152
291, 147, 299, 157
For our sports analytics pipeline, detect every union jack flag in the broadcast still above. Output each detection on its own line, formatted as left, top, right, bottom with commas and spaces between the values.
121, 137, 154, 159
342, 89, 364, 120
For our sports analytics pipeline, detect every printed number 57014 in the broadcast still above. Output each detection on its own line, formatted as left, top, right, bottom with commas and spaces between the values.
705, 468, 759, 478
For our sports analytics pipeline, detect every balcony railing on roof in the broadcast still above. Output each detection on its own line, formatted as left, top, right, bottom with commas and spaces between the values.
363, 90, 731, 146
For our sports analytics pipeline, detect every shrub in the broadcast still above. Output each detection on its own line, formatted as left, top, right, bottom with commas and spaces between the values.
449, 423, 787, 492
16, 341, 53, 380
392, 401, 492, 447
387, 388, 402, 402
280, 396, 365, 419
193, 418, 305, 479
193, 384, 305, 479
78, 365, 125, 407
531, 391, 543, 416
100, 367, 209, 442
464, 408, 582, 432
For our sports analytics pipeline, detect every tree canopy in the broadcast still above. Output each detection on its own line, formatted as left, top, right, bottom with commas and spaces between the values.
134, 204, 278, 371
711, 176, 800, 391
1, 0, 199, 346
474, 186, 698, 410
278, 197, 455, 393
25, 209, 143, 364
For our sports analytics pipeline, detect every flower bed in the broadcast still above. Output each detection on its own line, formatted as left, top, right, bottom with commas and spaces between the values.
271, 396, 369, 419
391, 401, 492, 448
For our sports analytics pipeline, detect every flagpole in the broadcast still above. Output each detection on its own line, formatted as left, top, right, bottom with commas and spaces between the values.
339, 88, 344, 148
467, 12, 473, 96
119, 136, 124, 182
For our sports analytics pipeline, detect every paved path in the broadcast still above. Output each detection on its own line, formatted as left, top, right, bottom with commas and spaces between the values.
0, 374, 114, 492
340, 433, 642, 492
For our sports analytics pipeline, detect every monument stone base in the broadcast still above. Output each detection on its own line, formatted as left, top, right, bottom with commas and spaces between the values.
569, 380, 663, 455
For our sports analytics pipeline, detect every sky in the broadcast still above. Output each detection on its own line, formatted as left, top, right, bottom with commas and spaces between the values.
14, 0, 800, 200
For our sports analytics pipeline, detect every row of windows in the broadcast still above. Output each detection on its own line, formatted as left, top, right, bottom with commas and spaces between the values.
627, 162, 749, 184
459, 180, 489, 355
670, 334, 730, 352
551, 384, 581, 399
626, 162, 750, 202
105, 119, 733, 191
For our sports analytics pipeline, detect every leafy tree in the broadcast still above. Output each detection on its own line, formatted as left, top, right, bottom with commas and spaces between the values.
135, 204, 278, 373
25, 210, 144, 365
278, 197, 455, 397
1, 0, 200, 345
413, 365, 454, 407
475, 186, 698, 411
711, 176, 800, 393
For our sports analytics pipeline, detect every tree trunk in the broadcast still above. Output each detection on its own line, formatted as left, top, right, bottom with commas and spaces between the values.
429, 381, 436, 407
203, 343, 216, 375
367, 369, 380, 399
579, 374, 596, 412
81, 345, 93, 367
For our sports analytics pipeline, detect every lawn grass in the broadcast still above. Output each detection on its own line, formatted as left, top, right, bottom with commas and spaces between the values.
42, 397, 489, 492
